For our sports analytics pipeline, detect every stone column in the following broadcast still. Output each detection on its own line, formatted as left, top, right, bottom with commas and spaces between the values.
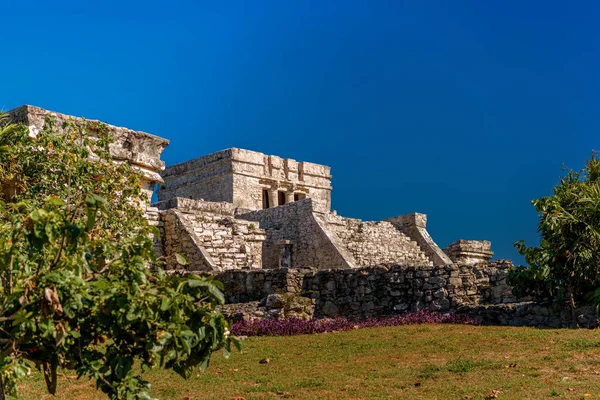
285, 191, 294, 204
269, 188, 278, 208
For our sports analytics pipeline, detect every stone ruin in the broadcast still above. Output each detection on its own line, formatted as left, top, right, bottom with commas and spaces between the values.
6, 105, 169, 202
5, 105, 597, 328
154, 147, 479, 271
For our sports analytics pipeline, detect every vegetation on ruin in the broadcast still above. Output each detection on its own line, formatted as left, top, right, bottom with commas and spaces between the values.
508, 154, 600, 310
16, 322, 600, 399
0, 113, 238, 399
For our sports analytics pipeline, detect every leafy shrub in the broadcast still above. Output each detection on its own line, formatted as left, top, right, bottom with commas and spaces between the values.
508, 154, 600, 310
0, 113, 238, 399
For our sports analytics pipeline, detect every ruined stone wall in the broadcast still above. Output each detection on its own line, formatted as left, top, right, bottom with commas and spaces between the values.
444, 240, 494, 265
302, 260, 516, 319
209, 261, 515, 319
145, 206, 165, 259
237, 199, 352, 269
161, 210, 214, 271
230, 149, 332, 213
7, 105, 169, 201
236, 199, 446, 270
385, 213, 453, 266
211, 267, 313, 303
157, 150, 234, 204
319, 213, 432, 267
460, 302, 598, 328
452, 260, 515, 305
303, 265, 456, 319
157, 148, 332, 213
158, 198, 265, 271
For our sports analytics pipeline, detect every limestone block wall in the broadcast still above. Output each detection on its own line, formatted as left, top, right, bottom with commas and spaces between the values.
7, 105, 169, 201
211, 267, 313, 303
145, 206, 165, 259
211, 263, 598, 328
444, 240, 494, 265
161, 210, 214, 271
303, 260, 517, 319
158, 198, 265, 271
460, 302, 599, 328
157, 150, 235, 204
230, 149, 333, 213
237, 199, 352, 269
157, 148, 332, 213
237, 199, 446, 270
452, 260, 516, 305
385, 213, 452, 266
319, 213, 432, 267
303, 265, 457, 319
209, 261, 518, 320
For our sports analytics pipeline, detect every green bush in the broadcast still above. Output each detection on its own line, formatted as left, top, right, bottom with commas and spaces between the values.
509, 154, 600, 310
0, 113, 238, 399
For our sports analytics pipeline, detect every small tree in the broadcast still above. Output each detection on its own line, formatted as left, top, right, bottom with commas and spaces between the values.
508, 154, 600, 311
0, 113, 238, 399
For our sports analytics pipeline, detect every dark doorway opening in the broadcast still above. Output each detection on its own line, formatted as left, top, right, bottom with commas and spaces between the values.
278, 191, 286, 206
262, 189, 270, 209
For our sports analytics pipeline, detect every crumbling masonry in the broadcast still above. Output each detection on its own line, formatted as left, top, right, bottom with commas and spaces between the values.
8, 106, 595, 328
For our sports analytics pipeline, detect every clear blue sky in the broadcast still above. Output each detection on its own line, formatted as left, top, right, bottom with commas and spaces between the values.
2, 1, 599, 264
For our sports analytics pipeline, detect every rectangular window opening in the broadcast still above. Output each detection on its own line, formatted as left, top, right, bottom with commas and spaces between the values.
262, 189, 270, 209
294, 193, 306, 201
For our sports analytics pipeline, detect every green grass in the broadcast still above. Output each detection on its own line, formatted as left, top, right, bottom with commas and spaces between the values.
18, 323, 600, 399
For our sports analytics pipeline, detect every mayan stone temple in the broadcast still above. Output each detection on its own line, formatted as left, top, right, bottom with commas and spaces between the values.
7, 105, 595, 328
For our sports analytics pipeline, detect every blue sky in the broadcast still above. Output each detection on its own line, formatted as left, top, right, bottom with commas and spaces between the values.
2, 1, 599, 263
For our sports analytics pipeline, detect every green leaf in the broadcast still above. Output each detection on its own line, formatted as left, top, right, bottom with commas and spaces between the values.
46, 196, 66, 206
85, 195, 97, 207
187, 279, 225, 304
175, 253, 189, 266
30, 209, 46, 222
157, 332, 172, 345
160, 297, 171, 311
231, 336, 242, 352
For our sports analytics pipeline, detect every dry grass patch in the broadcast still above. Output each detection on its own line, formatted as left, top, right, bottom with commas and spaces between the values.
18, 323, 600, 399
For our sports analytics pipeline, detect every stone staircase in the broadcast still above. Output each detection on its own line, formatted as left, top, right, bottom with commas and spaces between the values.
186, 213, 264, 270
322, 214, 432, 266
158, 198, 265, 271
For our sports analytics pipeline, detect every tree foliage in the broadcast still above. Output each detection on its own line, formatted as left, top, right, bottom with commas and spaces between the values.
508, 154, 600, 309
0, 113, 238, 399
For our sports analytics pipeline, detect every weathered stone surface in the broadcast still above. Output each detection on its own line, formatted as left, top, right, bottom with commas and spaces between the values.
6, 105, 169, 201
385, 213, 452, 266
220, 293, 315, 322
237, 199, 354, 269
236, 199, 437, 270
444, 240, 494, 265
211, 260, 517, 319
157, 198, 265, 271
319, 213, 432, 267
210, 267, 314, 303
458, 302, 599, 328
157, 148, 332, 213
213, 261, 599, 328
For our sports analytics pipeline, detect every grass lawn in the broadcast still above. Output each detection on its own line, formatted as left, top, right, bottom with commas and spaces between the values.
19, 323, 600, 399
